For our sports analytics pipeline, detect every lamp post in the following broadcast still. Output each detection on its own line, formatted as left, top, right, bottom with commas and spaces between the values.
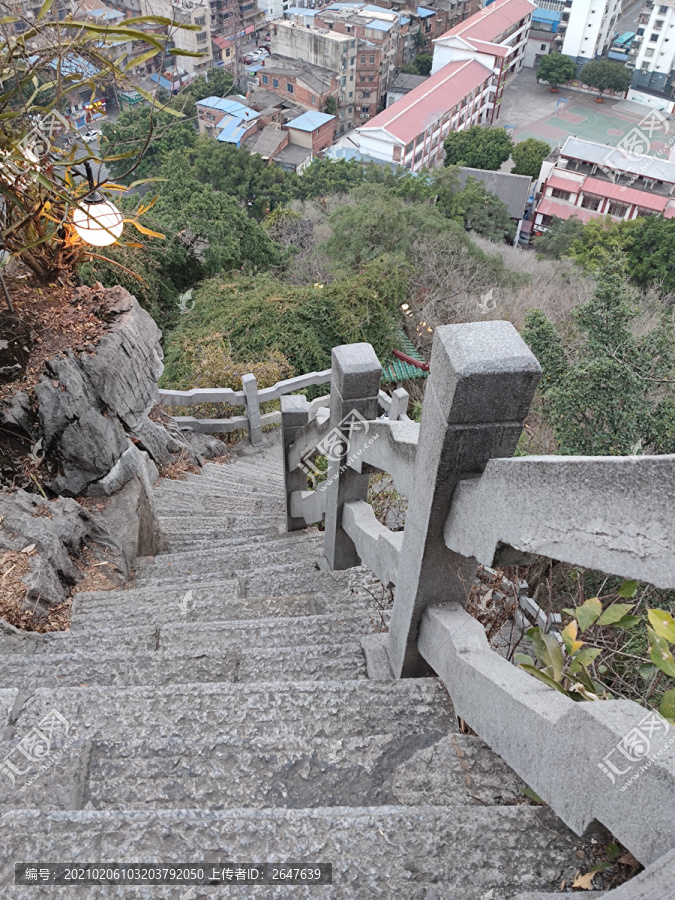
71, 161, 123, 247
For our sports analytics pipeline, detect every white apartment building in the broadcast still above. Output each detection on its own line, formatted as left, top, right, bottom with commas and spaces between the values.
557, 0, 622, 64
431, 0, 535, 123
628, 0, 675, 110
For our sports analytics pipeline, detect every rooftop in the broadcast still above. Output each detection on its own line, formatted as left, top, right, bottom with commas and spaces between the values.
435, 0, 535, 45
244, 125, 288, 158
197, 97, 259, 122
274, 143, 313, 166
262, 55, 336, 94
287, 110, 336, 131
389, 72, 429, 93
458, 167, 532, 219
358, 58, 492, 144
560, 136, 675, 191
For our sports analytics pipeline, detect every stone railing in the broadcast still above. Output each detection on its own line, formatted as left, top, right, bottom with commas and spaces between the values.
159, 370, 409, 447
281, 325, 675, 873
158, 369, 333, 445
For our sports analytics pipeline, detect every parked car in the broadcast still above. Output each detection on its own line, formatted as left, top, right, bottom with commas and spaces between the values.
82, 129, 100, 143
261, 42, 271, 51
243, 53, 254, 63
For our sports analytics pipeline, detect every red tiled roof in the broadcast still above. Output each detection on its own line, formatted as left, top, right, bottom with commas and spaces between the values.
665, 201, 675, 218
213, 36, 233, 50
536, 197, 613, 224
436, 0, 535, 45
581, 175, 668, 212
358, 59, 492, 144
546, 173, 583, 194
469, 39, 510, 57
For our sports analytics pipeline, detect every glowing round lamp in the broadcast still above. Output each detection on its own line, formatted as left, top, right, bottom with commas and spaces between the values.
72, 195, 123, 247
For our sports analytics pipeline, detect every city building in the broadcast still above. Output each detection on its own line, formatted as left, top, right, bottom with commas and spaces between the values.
457, 166, 533, 241
196, 93, 335, 166
256, 55, 340, 110
431, 0, 535, 122
349, 57, 493, 170
531, 135, 675, 235
554, 0, 622, 65
627, 0, 675, 111
523, 6, 559, 68
386, 71, 428, 105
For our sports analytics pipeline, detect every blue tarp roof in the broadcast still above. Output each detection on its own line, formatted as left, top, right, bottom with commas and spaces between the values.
198, 96, 259, 120
51, 54, 98, 77
532, 8, 560, 22
401, 15, 410, 24
367, 18, 394, 30
89, 7, 123, 19
417, 6, 435, 16
149, 72, 172, 90
288, 110, 335, 131
217, 117, 251, 145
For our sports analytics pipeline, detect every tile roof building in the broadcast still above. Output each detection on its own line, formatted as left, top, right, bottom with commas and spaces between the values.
431, 0, 535, 123
531, 136, 675, 235
350, 57, 493, 171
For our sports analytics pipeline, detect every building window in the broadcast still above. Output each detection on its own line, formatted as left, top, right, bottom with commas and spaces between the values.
540, 43, 546, 50
369, 54, 375, 63
650, 32, 659, 40
197, 31, 207, 42
195, 14, 205, 25
608, 201, 628, 216
311, 94, 316, 103
262, 74, 268, 84
349, 91, 353, 97
273, 78, 279, 88
405, 141, 414, 154
350, 57, 355, 65
287, 83, 294, 93
645, 47, 655, 56
551, 187, 570, 200
348, 106, 352, 113
360, 54, 366, 62
362, 90, 370, 98
369, 75, 374, 82
362, 106, 370, 115
581, 195, 600, 210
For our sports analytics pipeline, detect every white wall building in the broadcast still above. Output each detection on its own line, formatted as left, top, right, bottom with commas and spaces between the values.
431, 0, 535, 123
557, 0, 622, 65
628, 0, 675, 108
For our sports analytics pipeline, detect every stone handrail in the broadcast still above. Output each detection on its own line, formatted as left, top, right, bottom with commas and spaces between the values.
279, 326, 675, 873
158, 368, 332, 445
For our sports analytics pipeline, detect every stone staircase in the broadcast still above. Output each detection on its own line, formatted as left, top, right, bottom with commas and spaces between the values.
0, 436, 603, 898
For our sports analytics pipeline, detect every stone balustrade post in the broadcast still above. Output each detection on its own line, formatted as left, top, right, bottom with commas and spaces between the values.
241, 373, 263, 447
386, 321, 541, 679
322, 343, 382, 570
281, 395, 310, 532
389, 386, 409, 421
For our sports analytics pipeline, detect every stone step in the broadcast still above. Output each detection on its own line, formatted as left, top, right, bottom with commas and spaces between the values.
0, 641, 367, 691
133, 559, 330, 590
153, 494, 284, 518
157, 515, 282, 535
143, 528, 320, 562
191, 466, 285, 486
153, 480, 284, 502
69, 586, 372, 634
1, 806, 589, 899
6, 680, 455, 748
134, 535, 324, 580
41, 611, 382, 653
4, 731, 526, 814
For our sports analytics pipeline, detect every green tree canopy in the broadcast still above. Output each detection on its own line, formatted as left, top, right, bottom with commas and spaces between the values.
185, 69, 234, 102
579, 59, 632, 96
436, 175, 515, 242
402, 52, 433, 76
161, 259, 408, 386
522, 259, 675, 455
443, 125, 513, 171
100, 100, 196, 183
536, 52, 577, 89
533, 215, 586, 258
511, 137, 551, 179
